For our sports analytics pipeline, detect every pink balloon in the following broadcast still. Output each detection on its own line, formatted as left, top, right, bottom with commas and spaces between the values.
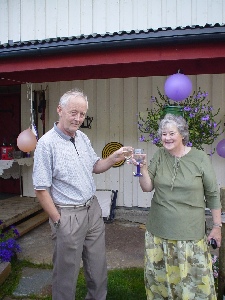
17, 128, 37, 152
164, 73, 192, 101
216, 139, 225, 158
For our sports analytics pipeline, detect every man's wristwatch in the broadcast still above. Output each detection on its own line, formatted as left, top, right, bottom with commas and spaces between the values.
53, 219, 61, 229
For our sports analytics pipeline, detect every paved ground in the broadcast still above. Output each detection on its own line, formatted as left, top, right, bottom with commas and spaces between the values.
16, 217, 218, 267
17, 219, 146, 268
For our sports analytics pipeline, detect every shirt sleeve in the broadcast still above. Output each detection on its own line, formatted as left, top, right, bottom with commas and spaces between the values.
201, 152, 221, 209
33, 138, 53, 190
148, 148, 161, 182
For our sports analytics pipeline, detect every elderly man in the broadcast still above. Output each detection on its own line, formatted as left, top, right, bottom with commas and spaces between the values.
33, 88, 127, 300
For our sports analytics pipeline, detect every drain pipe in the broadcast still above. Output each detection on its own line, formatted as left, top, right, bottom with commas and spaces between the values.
218, 187, 225, 299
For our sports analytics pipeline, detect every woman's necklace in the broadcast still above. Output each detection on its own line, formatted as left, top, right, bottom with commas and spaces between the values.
170, 145, 186, 158
166, 146, 186, 190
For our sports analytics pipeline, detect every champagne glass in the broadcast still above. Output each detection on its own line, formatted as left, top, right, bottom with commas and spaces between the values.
123, 147, 133, 163
133, 149, 145, 177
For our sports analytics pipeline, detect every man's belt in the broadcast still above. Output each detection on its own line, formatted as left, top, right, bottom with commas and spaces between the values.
56, 196, 94, 208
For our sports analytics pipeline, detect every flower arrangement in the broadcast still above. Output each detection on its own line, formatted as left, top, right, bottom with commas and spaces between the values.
0, 220, 21, 262
138, 88, 224, 152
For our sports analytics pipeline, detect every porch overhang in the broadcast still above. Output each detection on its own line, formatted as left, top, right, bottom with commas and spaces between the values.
1, 25, 225, 85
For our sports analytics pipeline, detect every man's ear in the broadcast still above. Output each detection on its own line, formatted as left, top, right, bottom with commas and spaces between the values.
57, 105, 62, 116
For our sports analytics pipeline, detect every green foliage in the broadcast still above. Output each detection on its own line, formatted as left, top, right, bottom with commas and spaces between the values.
138, 88, 224, 152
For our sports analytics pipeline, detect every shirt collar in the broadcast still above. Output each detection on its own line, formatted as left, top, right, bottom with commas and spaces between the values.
54, 122, 78, 141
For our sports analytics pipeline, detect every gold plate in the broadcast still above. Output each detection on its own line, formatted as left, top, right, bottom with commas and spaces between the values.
102, 142, 125, 168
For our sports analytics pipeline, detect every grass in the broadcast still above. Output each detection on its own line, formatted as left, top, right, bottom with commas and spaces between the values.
0, 259, 146, 300
76, 268, 146, 300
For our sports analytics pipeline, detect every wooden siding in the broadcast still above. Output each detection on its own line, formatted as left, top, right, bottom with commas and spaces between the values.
21, 74, 225, 208
0, 0, 225, 44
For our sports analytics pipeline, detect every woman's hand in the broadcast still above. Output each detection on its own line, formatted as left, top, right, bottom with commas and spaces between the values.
131, 153, 154, 192
207, 226, 221, 248
208, 208, 222, 248
130, 154, 147, 167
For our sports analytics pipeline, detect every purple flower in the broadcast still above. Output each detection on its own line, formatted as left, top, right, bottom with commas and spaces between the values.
0, 248, 12, 262
194, 107, 199, 113
184, 106, 191, 111
0, 239, 21, 262
7, 238, 16, 249
201, 115, 210, 121
139, 135, 146, 142
153, 137, 160, 144
13, 228, 20, 237
0, 219, 21, 263
195, 92, 202, 99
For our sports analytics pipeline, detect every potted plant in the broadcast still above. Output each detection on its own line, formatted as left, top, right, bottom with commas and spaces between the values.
138, 88, 224, 152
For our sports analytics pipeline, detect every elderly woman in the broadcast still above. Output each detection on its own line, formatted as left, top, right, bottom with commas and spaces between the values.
138, 113, 221, 299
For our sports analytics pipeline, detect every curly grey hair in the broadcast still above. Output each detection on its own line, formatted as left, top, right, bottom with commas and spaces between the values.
158, 113, 189, 145
59, 88, 88, 109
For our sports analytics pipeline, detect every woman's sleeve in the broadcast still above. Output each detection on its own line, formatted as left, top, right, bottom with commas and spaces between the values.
202, 153, 221, 209
148, 149, 160, 181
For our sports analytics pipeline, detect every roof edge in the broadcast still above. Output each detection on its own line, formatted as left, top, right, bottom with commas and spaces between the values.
1, 23, 225, 59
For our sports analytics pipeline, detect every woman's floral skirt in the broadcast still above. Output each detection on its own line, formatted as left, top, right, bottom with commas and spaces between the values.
145, 231, 217, 300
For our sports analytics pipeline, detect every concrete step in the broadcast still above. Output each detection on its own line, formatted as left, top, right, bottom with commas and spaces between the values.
0, 196, 41, 230
16, 211, 48, 237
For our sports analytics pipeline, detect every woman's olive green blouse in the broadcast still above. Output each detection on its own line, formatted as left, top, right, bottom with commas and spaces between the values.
147, 147, 221, 241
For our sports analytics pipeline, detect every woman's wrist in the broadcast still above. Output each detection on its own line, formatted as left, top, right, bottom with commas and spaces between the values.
213, 223, 222, 228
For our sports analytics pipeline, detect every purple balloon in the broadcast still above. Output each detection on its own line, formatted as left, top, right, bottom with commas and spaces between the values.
216, 139, 225, 158
164, 73, 192, 101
